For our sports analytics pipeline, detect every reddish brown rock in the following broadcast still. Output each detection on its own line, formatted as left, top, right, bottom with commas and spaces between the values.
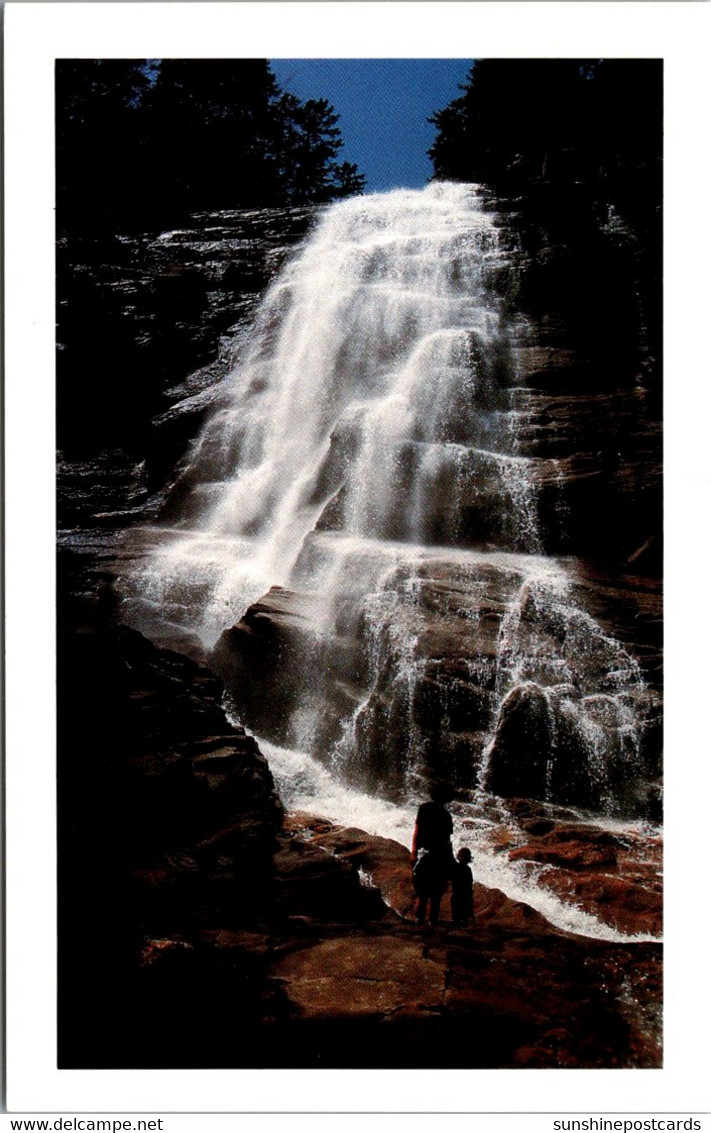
270, 935, 446, 1020
471, 883, 558, 937
542, 872, 662, 938
509, 842, 618, 871
506, 820, 662, 937
287, 814, 415, 919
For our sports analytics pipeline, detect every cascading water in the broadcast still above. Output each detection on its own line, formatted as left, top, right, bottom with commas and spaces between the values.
127, 182, 522, 636
122, 182, 659, 940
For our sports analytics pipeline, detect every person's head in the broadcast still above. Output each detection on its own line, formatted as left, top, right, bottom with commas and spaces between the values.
457, 846, 472, 864
429, 781, 454, 804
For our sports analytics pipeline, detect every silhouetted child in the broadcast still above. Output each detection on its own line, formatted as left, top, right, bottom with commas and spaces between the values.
451, 846, 473, 927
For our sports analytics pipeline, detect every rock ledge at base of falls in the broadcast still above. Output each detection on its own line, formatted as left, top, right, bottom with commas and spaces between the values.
262, 814, 661, 1070
58, 621, 661, 1069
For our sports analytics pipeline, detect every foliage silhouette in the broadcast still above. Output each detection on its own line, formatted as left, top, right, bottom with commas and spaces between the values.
56, 59, 366, 233
428, 59, 662, 229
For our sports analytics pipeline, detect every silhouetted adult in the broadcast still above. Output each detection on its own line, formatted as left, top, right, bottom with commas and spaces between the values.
411, 784, 455, 926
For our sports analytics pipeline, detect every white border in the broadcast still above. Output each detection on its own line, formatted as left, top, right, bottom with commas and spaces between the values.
6, 0, 711, 1116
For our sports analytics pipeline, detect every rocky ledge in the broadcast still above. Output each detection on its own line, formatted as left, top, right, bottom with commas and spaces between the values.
58, 624, 661, 1069
131, 806, 662, 1069
500, 798, 662, 939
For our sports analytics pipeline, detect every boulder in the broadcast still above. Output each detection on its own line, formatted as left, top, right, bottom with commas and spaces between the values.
271, 830, 386, 925
287, 815, 415, 919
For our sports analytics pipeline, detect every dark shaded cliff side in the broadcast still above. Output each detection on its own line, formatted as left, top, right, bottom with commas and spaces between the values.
57, 206, 315, 470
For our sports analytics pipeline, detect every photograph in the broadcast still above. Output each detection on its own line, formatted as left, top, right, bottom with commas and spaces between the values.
53, 53, 663, 1073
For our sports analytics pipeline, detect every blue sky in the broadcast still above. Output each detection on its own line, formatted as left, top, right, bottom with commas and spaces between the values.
270, 59, 472, 193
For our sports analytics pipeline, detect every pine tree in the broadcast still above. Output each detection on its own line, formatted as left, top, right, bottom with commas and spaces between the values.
56, 60, 367, 232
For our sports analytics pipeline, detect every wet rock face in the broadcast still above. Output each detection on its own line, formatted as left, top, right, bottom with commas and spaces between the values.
479, 184, 661, 565
212, 553, 661, 817
487, 683, 565, 799
504, 811, 662, 939
210, 586, 321, 745
193, 191, 661, 822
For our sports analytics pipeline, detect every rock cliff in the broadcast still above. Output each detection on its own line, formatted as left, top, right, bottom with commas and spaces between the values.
57, 205, 315, 528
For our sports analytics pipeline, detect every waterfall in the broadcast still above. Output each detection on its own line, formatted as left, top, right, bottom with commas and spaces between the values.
122, 182, 655, 828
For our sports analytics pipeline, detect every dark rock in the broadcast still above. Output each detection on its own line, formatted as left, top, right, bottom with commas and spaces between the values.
288, 814, 415, 919
58, 621, 284, 1066
271, 832, 386, 925
487, 684, 560, 800
192, 740, 259, 774
57, 207, 315, 468
211, 586, 322, 747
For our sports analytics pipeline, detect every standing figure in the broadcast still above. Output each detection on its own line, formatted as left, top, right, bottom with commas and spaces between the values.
411, 785, 455, 926
451, 846, 474, 928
